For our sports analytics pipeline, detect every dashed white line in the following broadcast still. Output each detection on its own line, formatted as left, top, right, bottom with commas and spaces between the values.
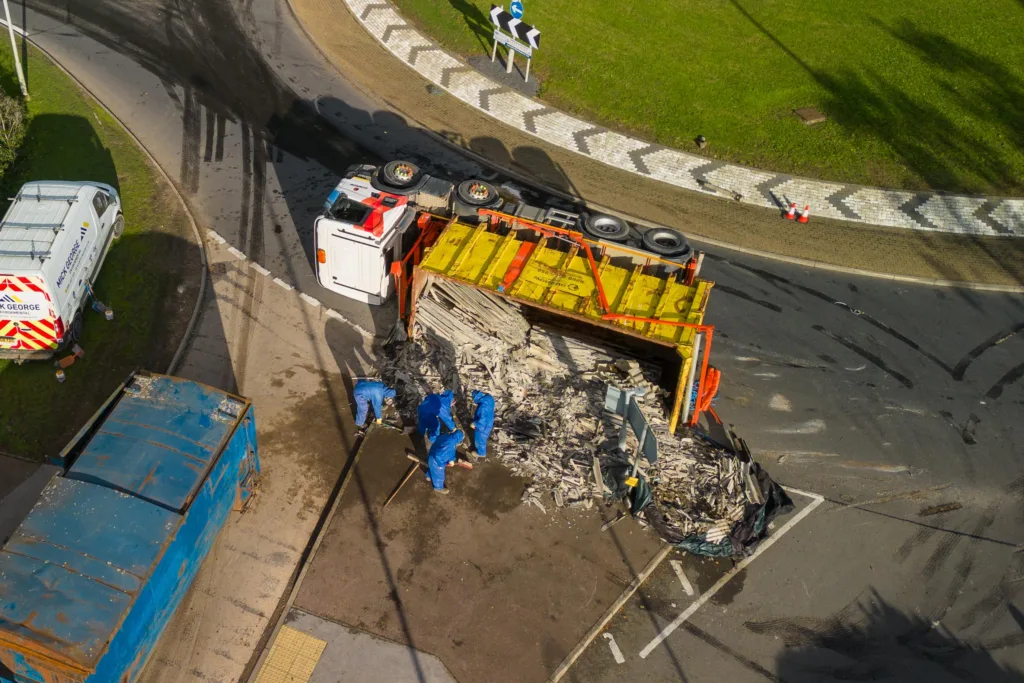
669, 560, 695, 597
638, 488, 825, 658
300, 293, 321, 308
602, 633, 625, 664
227, 246, 246, 260
250, 263, 271, 277
325, 309, 374, 340
273, 277, 294, 291
207, 230, 227, 245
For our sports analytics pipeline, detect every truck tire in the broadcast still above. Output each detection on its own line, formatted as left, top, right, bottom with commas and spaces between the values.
581, 213, 631, 242
641, 227, 692, 261
378, 160, 422, 190
112, 213, 124, 239
68, 312, 83, 342
456, 179, 500, 207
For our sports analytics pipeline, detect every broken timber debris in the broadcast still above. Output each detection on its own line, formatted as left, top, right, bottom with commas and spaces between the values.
382, 278, 790, 557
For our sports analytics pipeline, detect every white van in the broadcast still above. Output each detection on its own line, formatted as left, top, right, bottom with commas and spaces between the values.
0, 181, 123, 362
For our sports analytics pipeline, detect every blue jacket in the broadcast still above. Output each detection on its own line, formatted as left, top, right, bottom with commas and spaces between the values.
417, 391, 456, 438
428, 429, 464, 467
472, 390, 495, 435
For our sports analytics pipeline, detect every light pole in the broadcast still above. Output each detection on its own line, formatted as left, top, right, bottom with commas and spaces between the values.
2, 0, 28, 100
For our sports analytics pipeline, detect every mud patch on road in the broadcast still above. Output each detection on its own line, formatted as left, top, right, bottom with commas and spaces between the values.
459, 458, 530, 520
258, 374, 355, 517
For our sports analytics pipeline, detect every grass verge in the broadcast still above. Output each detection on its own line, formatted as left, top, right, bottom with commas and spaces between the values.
0, 41, 201, 459
393, 0, 1024, 195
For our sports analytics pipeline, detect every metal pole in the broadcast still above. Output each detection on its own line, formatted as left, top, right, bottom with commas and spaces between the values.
680, 333, 702, 426
616, 388, 635, 451
628, 402, 647, 481
525, 56, 531, 83
491, 38, 498, 62
2, 0, 27, 100
506, 49, 514, 74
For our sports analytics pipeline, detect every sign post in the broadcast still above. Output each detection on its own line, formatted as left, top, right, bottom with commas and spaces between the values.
489, 5, 541, 83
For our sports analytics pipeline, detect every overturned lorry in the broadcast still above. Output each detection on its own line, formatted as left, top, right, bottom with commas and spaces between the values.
317, 161, 791, 556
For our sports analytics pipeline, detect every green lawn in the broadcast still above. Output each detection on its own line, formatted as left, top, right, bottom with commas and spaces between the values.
395, 0, 1024, 195
0, 41, 199, 458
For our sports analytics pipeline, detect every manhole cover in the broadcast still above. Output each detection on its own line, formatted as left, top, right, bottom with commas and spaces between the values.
794, 107, 827, 125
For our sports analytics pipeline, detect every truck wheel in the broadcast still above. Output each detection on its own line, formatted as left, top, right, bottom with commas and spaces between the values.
112, 214, 124, 239
581, 214, 631, 242
378, 160, 422, 189
68, 313, 83, 342
456, 179, 499, 207
643, 229, 692, 262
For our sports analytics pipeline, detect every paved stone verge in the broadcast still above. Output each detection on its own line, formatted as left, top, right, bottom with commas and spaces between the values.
345, 0, 1023, 239
288, 0, 1024, 287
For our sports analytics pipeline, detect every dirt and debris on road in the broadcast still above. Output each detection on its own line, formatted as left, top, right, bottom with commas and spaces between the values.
293, 425, 664, 683
379, 278, 786, 551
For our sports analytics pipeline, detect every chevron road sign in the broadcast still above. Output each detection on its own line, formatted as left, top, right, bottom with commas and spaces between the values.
490, 5, 541, 82
489, 5, 541, 48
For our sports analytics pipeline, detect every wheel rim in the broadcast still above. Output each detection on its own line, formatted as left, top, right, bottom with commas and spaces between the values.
391, 163, 416, 182
589, 216, 626, 237
648, 229, 684, 249
467, 182, 491, 201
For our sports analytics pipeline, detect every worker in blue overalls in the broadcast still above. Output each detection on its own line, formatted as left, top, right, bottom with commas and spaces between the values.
353, 379, 396, 429
417, 390, 456, 449
470, 390, 495, 459
425, 429, 464, 495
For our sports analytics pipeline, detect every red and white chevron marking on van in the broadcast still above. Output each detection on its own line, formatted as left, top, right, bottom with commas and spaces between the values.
0, 275, 60, 351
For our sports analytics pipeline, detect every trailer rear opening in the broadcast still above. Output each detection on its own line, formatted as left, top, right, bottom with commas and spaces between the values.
405, 211, 716, 432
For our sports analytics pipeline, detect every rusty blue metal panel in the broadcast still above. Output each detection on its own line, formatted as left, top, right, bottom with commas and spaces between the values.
0, 477, 179, 672
94, 403, 258, 682
64, 375, 239, 512
0, 373, 258, 683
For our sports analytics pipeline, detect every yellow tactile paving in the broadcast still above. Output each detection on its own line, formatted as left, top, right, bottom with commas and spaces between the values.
254, 626, 328, 683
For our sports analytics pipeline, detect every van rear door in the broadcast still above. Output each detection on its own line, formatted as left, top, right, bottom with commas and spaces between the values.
0, 275, 61, 354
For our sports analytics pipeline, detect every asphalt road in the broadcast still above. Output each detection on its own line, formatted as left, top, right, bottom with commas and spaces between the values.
13, 0, 1024, 679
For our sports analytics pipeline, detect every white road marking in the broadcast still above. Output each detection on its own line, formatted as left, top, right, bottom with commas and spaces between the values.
844, 364, 867, 371
0, 19, 27, 37
768, 419, 825, 434
206, 230, 227, 245
273, 277, 294, 291
638, 489, 825, 659
325, 309, 374, 340
250, 263, 271, 277
602, 633, 625, 664
300, 293, 322, 308
769, 394, 792, 412
227, 246, 246, 260
753, 372, 779, 378
669, 560, 695, 596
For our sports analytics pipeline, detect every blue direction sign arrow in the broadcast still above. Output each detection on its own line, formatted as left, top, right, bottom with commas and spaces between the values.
510, 0, 524, 19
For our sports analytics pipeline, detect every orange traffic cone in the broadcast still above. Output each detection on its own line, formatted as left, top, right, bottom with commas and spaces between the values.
797, 205, 810, 223
785, 202, 796, 220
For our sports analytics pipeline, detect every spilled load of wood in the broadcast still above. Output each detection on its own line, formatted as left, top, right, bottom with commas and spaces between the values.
382, 278, 792, 557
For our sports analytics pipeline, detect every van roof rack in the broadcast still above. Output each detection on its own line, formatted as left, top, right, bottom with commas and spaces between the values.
11, 188, 80, 203
0, 247, 51, 260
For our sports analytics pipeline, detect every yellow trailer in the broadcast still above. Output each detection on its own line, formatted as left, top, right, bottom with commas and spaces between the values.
399, 210, 717, 433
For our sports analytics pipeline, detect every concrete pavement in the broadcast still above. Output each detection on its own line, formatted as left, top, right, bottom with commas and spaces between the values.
11, 1, 1024, 680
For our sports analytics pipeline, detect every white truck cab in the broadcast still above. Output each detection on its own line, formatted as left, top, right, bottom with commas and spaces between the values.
0, 181, 123, 361
314, 162, 455, 305
313, 160, 695, 306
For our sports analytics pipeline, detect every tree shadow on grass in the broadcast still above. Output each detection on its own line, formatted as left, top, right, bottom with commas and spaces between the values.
728, 1, 1024, 196
0, 113, 203, 458
749, 589, 1024, 682
447, 0, 493, 53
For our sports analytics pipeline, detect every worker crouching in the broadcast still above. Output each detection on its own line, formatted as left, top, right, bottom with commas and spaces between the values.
417, 390, 455, 448
426, 429, 464, 495
353, 379, 396, 429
